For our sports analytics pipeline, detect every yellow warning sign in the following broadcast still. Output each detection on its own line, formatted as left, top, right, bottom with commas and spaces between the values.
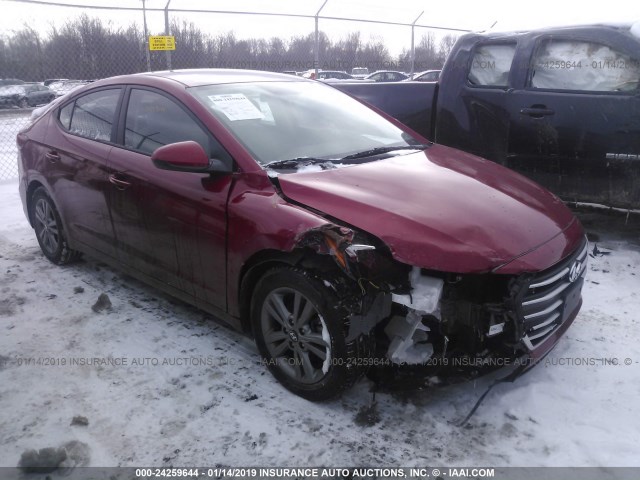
149, 36, 176, 51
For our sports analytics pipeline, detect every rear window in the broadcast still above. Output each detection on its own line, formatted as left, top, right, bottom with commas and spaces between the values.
531, 39, 640, 92
58, 89, 121, 142
468, 44, 516, 87
59, 103, 73, 130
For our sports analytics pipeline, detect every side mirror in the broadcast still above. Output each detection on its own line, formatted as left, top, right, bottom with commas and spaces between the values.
151, 141, 231, 174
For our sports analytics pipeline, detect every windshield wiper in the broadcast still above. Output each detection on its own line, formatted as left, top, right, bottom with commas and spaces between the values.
263, 157, 339, 170
340, 144, 430, 161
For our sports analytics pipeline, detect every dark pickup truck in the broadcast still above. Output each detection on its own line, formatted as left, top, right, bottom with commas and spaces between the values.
334, 24, 640, 209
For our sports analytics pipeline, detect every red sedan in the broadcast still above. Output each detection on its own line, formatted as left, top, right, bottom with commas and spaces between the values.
17, 69, 587, 400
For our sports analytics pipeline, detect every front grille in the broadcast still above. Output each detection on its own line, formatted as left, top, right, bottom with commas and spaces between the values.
520, 237, 588, 350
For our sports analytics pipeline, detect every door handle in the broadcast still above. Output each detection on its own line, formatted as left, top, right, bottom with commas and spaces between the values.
109, 174, 132, 190
45, 151, 60, 162
520, 107, 555, 118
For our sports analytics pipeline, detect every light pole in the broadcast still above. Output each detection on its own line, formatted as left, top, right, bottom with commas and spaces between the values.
165, 0, 172, 70
410, 11, 424, 78
142, 0, 151, 72
314, 0, 328, 77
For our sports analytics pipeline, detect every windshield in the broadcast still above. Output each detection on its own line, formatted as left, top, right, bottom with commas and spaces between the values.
189, 81, 420, 166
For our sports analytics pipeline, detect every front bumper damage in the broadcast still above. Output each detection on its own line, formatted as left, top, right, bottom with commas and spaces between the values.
296, 224, 588, 390
371, 237, 588, 390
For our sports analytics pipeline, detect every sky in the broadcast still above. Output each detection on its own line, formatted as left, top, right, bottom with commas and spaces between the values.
1, 0, 639, 56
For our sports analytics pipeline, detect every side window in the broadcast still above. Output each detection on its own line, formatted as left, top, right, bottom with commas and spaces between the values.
531, 39, 640, 92
468, 44, 516, 87
59, 102, 73, 130
124, 89, 226, 160
64, 89, 121, 142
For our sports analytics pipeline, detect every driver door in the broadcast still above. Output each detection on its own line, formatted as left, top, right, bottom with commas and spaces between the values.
107, 87, 234, 310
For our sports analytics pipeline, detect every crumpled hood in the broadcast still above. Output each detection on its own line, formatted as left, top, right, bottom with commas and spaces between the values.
277, 144, 584, 273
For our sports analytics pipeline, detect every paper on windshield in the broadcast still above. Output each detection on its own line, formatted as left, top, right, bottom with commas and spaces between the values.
208, 93, 265, 121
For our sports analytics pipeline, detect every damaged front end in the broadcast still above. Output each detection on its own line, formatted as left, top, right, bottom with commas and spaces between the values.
296, 225, 588, 391
373, 269, 527, 389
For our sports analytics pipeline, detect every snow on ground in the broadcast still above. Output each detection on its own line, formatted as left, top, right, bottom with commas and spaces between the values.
0, 178, 639, 470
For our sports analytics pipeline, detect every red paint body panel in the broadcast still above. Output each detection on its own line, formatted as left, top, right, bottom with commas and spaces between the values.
151, 140, 210, 168
225, 172, 332, 318
107, 145, 231, 309
278, 144, 582, 273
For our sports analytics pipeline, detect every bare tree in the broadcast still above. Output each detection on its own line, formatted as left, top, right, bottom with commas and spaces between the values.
438, 34, 458, 65
3, 26, 45, 81
0, 14, 454, 80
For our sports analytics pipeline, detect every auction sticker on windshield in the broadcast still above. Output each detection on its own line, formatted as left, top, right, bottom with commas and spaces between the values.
208, 93, 265, 121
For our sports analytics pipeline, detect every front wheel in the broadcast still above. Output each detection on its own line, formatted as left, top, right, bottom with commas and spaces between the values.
31, 187, 81, 264
251, 267, 372, 400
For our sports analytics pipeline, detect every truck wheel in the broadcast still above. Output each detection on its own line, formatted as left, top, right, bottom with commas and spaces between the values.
31, 188, 81, 265
251, 267, 372, 400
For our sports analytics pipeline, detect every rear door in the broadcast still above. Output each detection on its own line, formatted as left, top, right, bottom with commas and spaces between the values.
436, 42, 517, 164
46, 87, 123, 259
506, 31, 640, 207
107, 86, 234, 310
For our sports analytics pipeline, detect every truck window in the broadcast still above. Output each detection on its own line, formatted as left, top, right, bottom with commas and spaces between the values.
468, 44, 516, 87
531, 39, 640, 92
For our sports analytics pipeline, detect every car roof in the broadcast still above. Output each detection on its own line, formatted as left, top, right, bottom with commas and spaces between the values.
0, 84, 26, 90
472, 22, 637, 39
98, 69, 308, 88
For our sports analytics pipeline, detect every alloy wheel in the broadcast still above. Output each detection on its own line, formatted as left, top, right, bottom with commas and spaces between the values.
260, 287, 331, 384
34, 198, 60, 256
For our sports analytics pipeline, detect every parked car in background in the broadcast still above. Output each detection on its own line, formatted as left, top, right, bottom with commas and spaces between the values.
365, 70, 409, 82
44, 78, 69, 87
410, 70, 441, 82
0, 85, 22, 107
302, 70, 354, 80
17, 69, 586, 400
48, 80, 91, 98
0, 78, 25, 86
351, 67, 369, 79
0, 84, 55, 108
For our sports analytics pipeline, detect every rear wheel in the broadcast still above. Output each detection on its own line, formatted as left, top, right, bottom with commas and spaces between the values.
31, 188, 81, 265
251, 267, 372, 400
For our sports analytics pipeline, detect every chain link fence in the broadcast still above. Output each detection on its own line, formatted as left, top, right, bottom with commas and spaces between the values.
0, 110, 23, 180
0, 1, 466, 180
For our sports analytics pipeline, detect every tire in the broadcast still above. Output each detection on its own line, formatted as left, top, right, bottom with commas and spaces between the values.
251, 267, 372, 401
31, 187, 81, 265
18, 97, 28, 108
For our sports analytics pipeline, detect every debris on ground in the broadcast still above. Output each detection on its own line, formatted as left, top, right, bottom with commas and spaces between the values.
91, 293, 112, 312
70, 415, 89, 426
